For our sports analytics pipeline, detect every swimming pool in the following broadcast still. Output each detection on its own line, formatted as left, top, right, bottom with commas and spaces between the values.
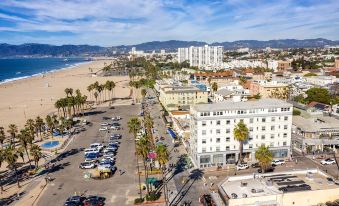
41, 140, 60, 149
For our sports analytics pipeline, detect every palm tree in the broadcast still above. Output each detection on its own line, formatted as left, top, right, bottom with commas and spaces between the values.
211, 82, 218, 93
141, 88, 147, 101
25, 119, 36, 140
155, 144, 169, 206
64, 88, 73, 97
0, 127, 6, 146
3, 147, 20, 188
233, 120, 249, 164
45, 115, 54, 138
7, 124, 18, 147
35, 116, 44, 140
207, 77, 212, 86
94, 92, 98, 104
30, 144, 42, 169
58, 117, 66, 137
127, 117, 143, 199
136, 136, 151, 194
255, 145, 273, 173
17, 146, 25, 163
0, 148, 4, 193
144, 114, 154, 147
18, 129, 33, 168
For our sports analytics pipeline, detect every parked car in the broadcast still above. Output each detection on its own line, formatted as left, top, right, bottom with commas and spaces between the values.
110, 126, 120, 130
236, 163, 249, 170
85, 152, 100, 159
110, 134, 122, 138
99, 127, 108, 131
258, 167, 275, 173
321, 158, 336, 165
272, 159, 285, 166
251, 162, 260, 168
100, 122, 109, 126
103, 148, 117, 153
84, 148, 99, 155
83, 196, 105, 206
64, 196, 86, 206
79, 162, 96, 169
111, 122, 120, 127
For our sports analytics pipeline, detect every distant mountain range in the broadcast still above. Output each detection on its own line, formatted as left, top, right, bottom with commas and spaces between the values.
1, 38, 338, 57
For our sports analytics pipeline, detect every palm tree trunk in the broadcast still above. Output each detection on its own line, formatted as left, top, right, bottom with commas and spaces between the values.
24, 147, 32, 168
136, 153, 143, 199
144, 161, 150, 194
239, 142, 243, 164
14, 166, 20, 188
162, 168, 168, 206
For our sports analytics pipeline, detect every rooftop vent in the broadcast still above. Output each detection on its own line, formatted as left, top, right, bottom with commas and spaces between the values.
241, 181, 248, 187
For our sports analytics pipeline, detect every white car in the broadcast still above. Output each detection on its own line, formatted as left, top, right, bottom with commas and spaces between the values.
236, 163, 249, 170
100, 122, 109, 126
84, 148, 99, 155
79, 162, 96, 169
110, 126, 120, 130
99, 127, 108, 131
104, 148, 117, 153
272, 160, 285, 166
321, 158, 336, 165
90, 143, 104, 150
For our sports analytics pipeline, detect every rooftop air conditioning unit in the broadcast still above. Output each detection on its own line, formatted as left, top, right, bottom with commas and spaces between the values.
241, 182, 248, 187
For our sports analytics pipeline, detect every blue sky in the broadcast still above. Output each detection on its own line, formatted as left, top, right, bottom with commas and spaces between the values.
0, 0, 338, 46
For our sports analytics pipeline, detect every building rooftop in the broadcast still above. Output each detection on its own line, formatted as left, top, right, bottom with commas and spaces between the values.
293, 115, 339, 132
162, 85, 202, 93
215, 89, 234, 96
192, 98, 292, 112
219, 169, 338, 200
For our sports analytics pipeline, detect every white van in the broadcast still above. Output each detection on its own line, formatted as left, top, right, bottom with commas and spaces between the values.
84, 148, 99, 155
90, 143, 104, 150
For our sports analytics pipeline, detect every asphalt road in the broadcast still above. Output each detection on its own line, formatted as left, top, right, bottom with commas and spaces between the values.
37, 105, 140, 206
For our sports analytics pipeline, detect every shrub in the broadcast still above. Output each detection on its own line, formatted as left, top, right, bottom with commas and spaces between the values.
293, 109, 301, 116
145, 191, 160, 201
134, 198, 144, 204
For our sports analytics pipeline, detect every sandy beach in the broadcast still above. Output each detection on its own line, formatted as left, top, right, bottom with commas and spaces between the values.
0, 59, 131, 128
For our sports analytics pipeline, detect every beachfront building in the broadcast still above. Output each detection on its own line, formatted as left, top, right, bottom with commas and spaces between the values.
177, 45, 223, 68
189, 99, 293, 168
249, 80, 289, 99
158, 85, 208, 111
218, 169, 339, 206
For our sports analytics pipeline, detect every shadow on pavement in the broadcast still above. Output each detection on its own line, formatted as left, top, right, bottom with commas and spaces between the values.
0, 191, 26, 206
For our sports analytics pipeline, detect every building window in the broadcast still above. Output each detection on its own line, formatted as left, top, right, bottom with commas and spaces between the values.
270, 142, 274, 147
202, 147, 206, 153
284, 125, 288, 130
249, 144, 253, 149
216, 120, 221, 125
226, 146, 230, 151
283, 133, 287, 138
216, 138, 220, 143
202, 130, 206, 135
226, 137, 230, 142
250, 118, 254, 123
284, 116, 288, 121
271, 117, 276, 122
261, 135, 265, 140
226, 120, 230, 125
270, 134, 274, 139
202, 121, 206, 126
283, 141, 287, 146
262, 126, 266, 131
216, 129, 220, 134
271, 126, 275, 131
226, 129, 230, 134
262, 118, 266, 122
202, 139, 206, 144
216, 146, 220, 152
249, 127, 253, 132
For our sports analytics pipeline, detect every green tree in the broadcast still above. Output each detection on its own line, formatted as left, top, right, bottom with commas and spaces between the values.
7, 124, 18, 147
136, 136, 152, 194
45, 115, 54, 138
304, 72, 317, 77
255, 145, 273, 173
35, 116, 45, 141
305, 88, 331, 104
141, 88, 147, 100
233, 120, 249, 164
0, 148, 4, 192
30, 144, 42, 169
211, 82, 218, 93
155, 144, 169, 206
25, 119, 36, 140
127, 118, 143, 199
0, 127, 6, 145
18, 129, 33, 168
3, 147, 20, 188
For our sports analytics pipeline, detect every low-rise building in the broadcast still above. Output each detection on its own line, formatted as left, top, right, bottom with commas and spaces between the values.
159, 85, 208, 111
189, 99, 292, 168
249, 80, 289, 99
218, 169, 339, 206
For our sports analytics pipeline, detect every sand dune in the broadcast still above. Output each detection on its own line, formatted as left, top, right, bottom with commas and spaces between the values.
0, 60, 131, 128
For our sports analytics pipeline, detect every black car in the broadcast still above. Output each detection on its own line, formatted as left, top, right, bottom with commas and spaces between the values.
251, 162, 260, 168
257, 167, 275, 173
64, 196, 86, 206
86, 195, 105, 203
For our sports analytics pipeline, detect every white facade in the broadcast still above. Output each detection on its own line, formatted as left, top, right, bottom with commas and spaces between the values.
189, 99, 293, 168
178, 45, 223, 68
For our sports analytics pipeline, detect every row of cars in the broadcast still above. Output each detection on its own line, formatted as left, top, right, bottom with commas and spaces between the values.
64, 195, 105, 206
99, 116, 122, 131
236, 159, 286, 172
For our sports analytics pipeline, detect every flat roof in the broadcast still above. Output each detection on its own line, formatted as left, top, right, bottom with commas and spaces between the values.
192, 98, 292, 112
220, 169, 338, 200
293, 115, 339, 132
162, 85, 202, 93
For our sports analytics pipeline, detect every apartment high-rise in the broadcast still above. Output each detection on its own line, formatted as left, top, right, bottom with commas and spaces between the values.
178, 45, 223, 68
189, 99, 293, 168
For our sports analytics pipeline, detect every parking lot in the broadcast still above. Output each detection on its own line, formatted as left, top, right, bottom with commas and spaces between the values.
37, 105, 140, 206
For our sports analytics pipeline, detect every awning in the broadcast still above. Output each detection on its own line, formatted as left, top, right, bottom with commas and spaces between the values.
167, 128, 176, 139
146, 177, 158, 184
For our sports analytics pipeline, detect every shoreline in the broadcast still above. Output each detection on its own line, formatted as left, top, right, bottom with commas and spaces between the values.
0, 59, 91, 85
0, 59, 131, 128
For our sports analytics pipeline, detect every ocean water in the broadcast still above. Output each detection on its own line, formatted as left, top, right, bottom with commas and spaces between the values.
0, 57, 89, 83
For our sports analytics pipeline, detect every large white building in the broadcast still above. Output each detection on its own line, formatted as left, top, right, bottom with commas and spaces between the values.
178, 45, 223, 68
189, 99, 293, 168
